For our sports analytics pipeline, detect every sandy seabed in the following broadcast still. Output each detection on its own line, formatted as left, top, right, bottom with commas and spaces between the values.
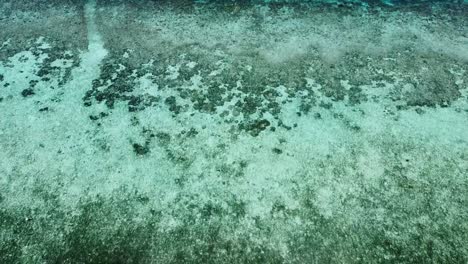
1, 0, 467, 263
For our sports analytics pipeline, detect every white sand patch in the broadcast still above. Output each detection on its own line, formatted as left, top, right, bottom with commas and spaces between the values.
260, 36, 310, 64
165, 64, 181, 80
132, 73, 159, 96
0, 0, 109, 209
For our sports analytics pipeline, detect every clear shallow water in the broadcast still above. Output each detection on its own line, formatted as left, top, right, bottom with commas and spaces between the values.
0, 0, 467, 263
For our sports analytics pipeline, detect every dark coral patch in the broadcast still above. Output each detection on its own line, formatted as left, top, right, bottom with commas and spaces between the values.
21, 88, 35, 97
133, 143, 150, 156
240, 119, 271, 137
83, 61, 158, 111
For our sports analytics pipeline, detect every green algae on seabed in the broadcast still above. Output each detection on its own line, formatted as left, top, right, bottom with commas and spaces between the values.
0, 0, 468, 263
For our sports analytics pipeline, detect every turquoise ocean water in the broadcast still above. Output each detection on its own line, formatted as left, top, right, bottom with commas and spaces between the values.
0, 0, 467, 262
